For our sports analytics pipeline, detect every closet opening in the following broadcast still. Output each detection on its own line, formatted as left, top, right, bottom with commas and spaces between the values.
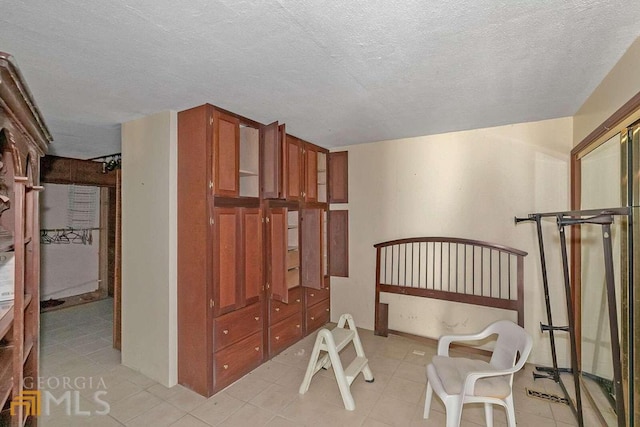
39, 155, 121, 349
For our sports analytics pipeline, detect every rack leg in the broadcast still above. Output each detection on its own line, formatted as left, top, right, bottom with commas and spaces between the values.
602, 224, 626, 427
558, 220, 584, 427
534, 216, 562, 382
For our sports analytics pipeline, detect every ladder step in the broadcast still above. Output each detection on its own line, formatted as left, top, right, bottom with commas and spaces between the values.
323, 328, 355, 352
344, 357, 368, 384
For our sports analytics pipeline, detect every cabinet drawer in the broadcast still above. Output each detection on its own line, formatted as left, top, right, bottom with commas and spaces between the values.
269, 312, 303, 356
306, 299, 330, 334
305, 286, 330, 306
214, 303, 262, 351
214, 331, 263, 390
286, 268, 299, 288
270, 287, 302, 325
286, 250, 299, 269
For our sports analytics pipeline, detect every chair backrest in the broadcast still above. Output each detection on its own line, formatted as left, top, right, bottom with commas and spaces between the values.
486, 320, 533, 372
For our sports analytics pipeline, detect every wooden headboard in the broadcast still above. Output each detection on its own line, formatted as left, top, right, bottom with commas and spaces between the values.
374, 237, 527, 336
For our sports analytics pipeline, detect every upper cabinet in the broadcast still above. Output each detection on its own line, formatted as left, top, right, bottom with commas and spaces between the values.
212, 110, 240, 197
304, 146, 318, 202
303, 145, 328, 204
179, 105, 261, 199
317, 151, 327, 203
239, 125, 260, 197
260, 121, 280, 199
328, 151, 348, 203
285, 135, 303, 201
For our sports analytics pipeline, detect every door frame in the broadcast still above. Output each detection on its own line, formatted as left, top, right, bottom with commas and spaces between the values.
40, 155, 121, 348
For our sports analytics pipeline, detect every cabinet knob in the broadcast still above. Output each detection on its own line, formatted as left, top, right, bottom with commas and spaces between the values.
255, 347, 260, 352
275, 308, 280, 312
310, 316, 315, 320
275, 336, 280, 340
223, 329, 229, 335
310, 293, 315, 297
296, 324, 300, 328
326, 308, 330, 312
223, 364, 229, 370
296, 299, 300, 303
255, 316, 260, 321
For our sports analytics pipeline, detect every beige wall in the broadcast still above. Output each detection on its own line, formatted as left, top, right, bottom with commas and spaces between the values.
574, 36, 640, 146
330, 117, 574, 365
121, 111, 178, 387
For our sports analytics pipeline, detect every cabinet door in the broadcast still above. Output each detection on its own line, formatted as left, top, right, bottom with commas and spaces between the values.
213, 110, 240, 197
261, 121, 280, 199
305, 145, 318, 202
241, 208, 263, 305
213, 207, 241, 315
328, 210, 349, 277
328, 151, 348, 203
285, 136, 303, 201
301, 209, 323, 289
268, 208, 288, 303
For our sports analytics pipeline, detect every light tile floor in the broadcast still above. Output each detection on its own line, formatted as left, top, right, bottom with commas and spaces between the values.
38, 298, 604, 426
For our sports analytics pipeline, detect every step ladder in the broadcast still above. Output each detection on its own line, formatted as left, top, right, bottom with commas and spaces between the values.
299, 313, 374, 411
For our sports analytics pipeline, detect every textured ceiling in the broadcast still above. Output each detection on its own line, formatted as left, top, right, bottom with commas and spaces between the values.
1, 1, 639, 158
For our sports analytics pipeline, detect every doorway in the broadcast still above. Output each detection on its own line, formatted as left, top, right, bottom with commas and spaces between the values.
39, 155, 121, 349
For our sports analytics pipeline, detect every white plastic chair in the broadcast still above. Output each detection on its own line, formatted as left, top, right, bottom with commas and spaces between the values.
423, 320, 533, 427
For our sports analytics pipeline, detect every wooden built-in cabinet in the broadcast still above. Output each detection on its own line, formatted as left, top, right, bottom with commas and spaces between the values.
0, 52, 51, 426
178, 103, 348, 397
328, 151, 348, 203
211, 206, 263, 316
284, 135, 303, 201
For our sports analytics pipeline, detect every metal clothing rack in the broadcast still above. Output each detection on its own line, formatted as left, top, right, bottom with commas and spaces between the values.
515, 207, 630, 427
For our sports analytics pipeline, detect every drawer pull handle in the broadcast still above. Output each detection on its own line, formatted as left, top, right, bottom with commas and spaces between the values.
275, 308, 280, 312
310, 316, 315, 320
296, 299, 300, 303
255, 316, 260, 321
223, 364, 229, 369
255, 346, 260, 352
275, 336, 280, 340
223, 329, 229, 335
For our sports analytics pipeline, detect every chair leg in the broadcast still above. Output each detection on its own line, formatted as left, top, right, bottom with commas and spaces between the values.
445, 399, 463, 427
484, 403, 493, 427
505, 395, 516, 427
423, 382, 433, 419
